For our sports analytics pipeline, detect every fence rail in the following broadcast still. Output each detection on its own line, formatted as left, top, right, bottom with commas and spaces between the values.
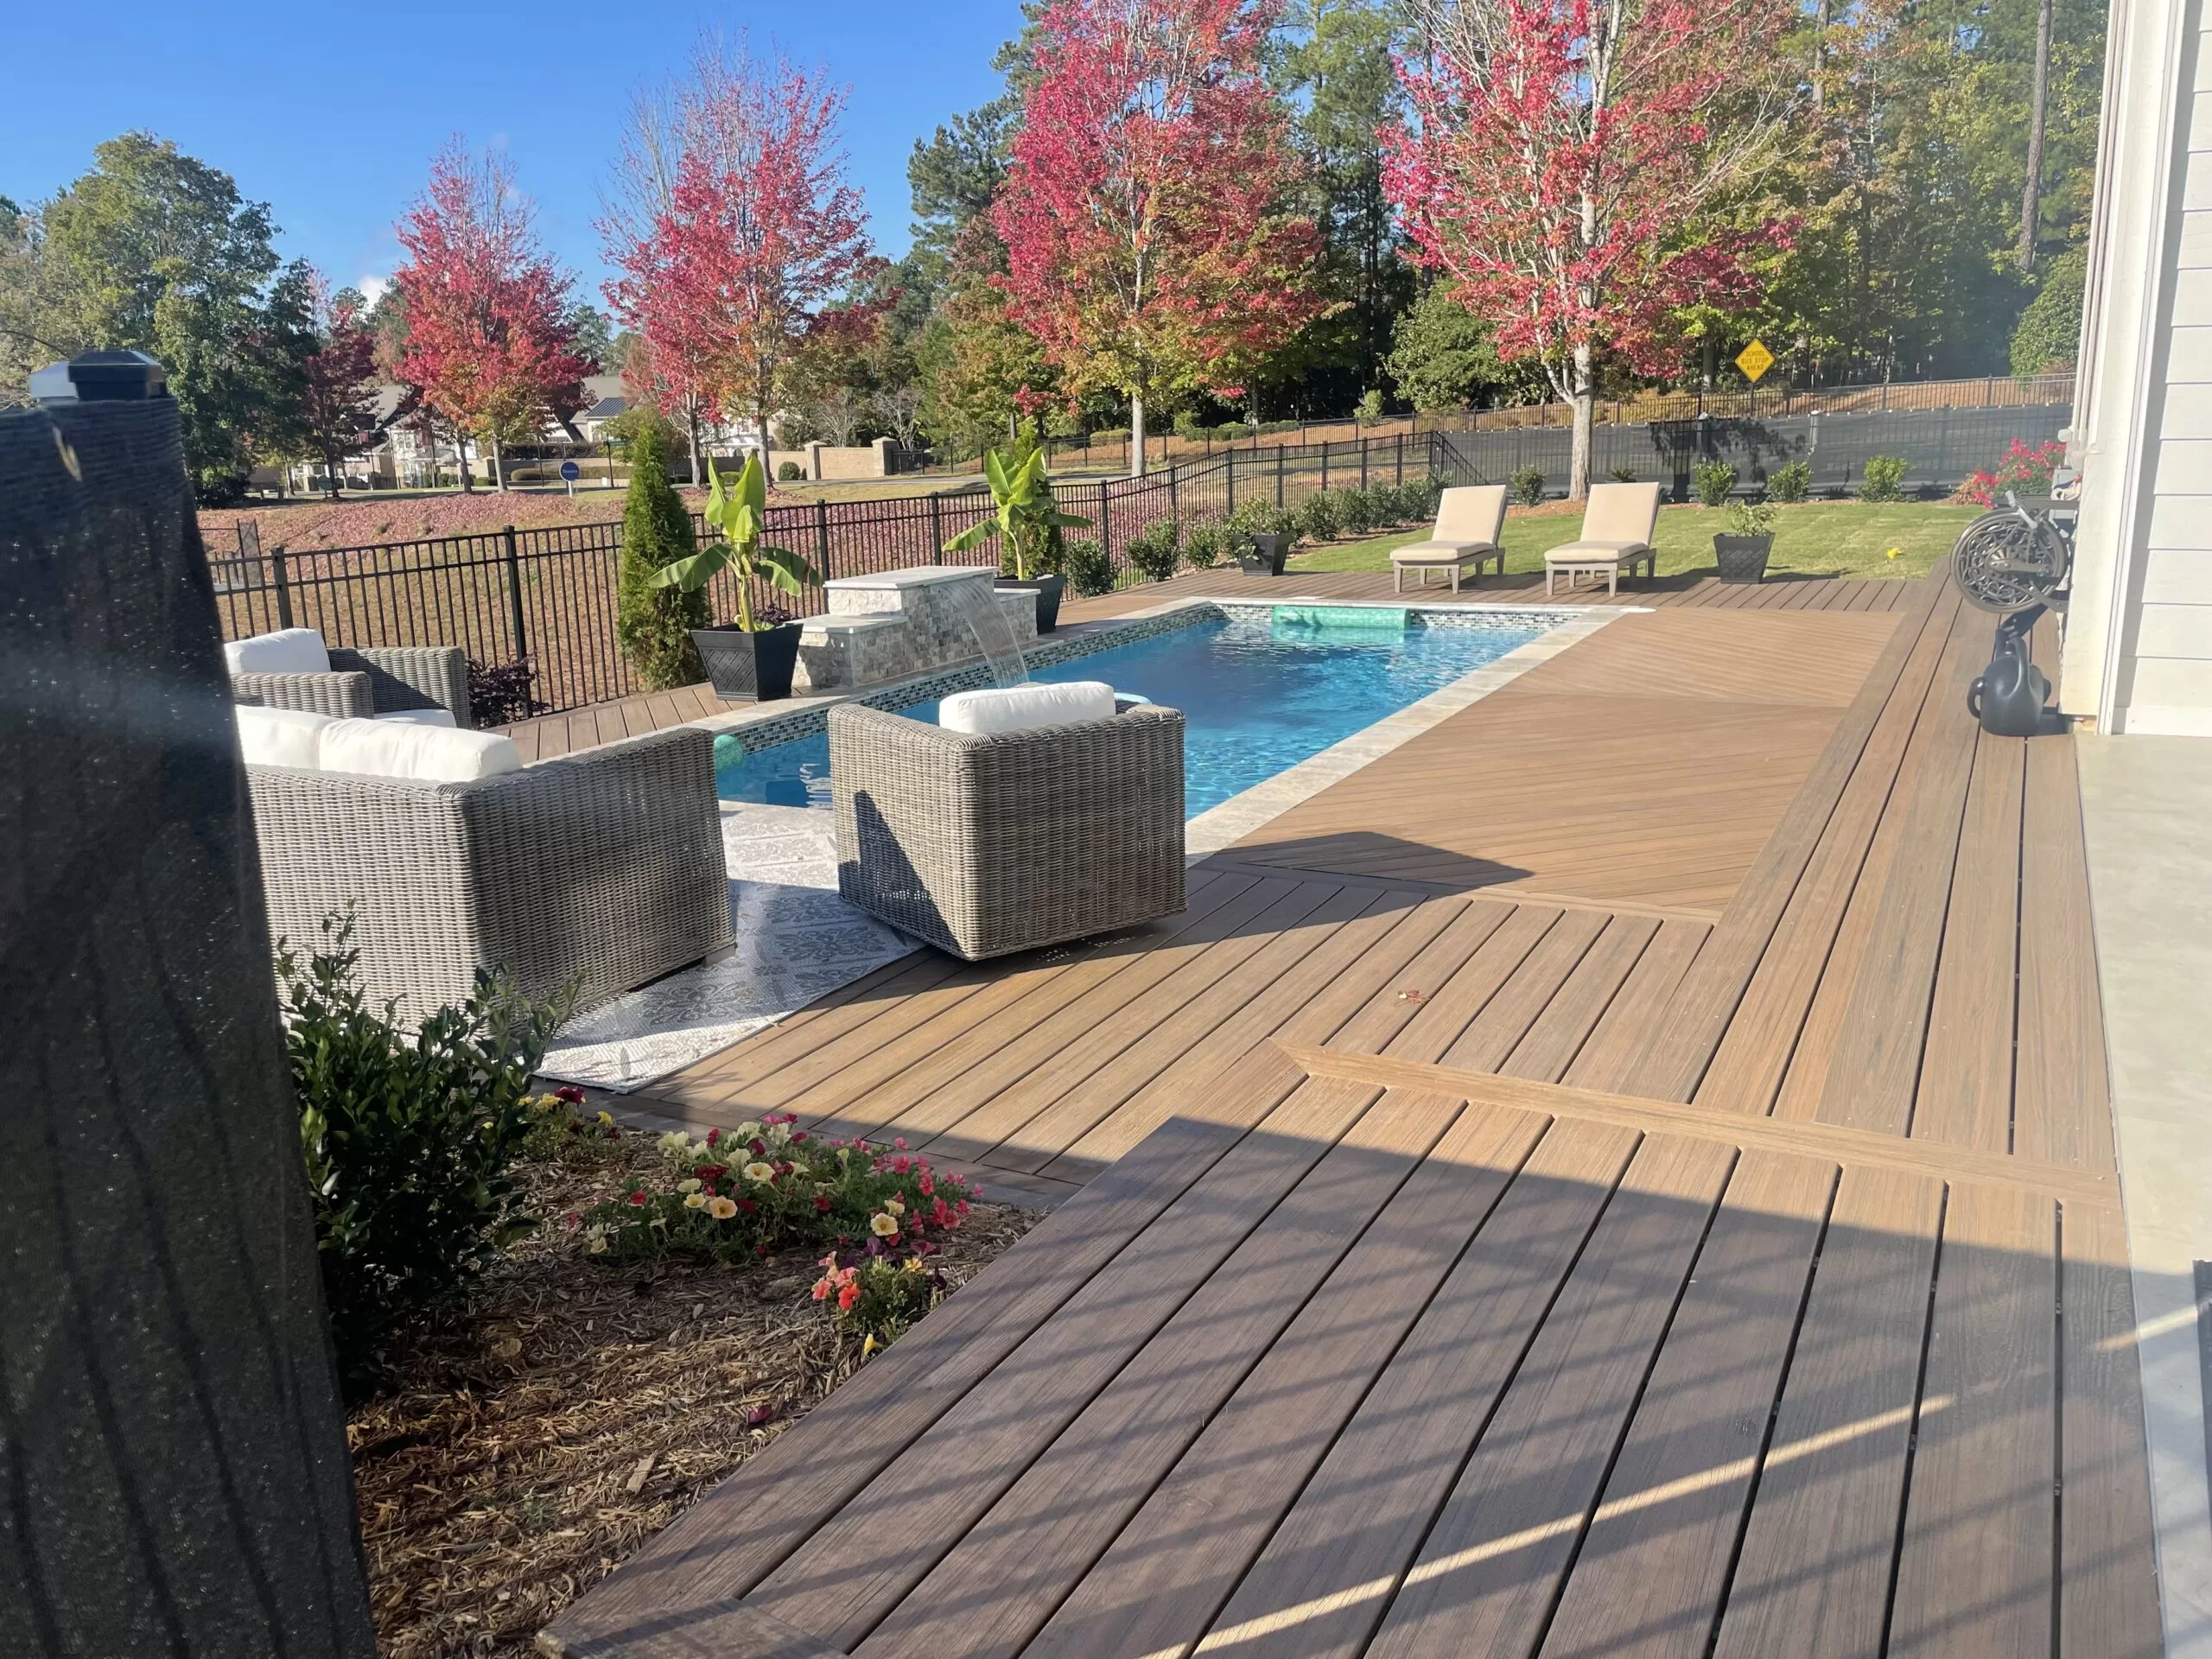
208, 408, 2069, 720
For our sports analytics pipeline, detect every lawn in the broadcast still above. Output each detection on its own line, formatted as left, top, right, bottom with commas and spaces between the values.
1290, 499, 1980, 583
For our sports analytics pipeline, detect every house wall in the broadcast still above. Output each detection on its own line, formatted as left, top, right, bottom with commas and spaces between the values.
2065, 0, 2212, 733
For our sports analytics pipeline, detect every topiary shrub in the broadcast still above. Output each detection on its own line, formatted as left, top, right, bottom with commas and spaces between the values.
1859, 455, 1908, 502
1062, 537, 1116, 595
616, 424, 708, 690
1125, 522, 1184, 582
280, 913, 571, 1396
1509, 465, 1546, 507
777, 460, 805, 481
1693, 460, 1738, 506
1767, 460, 1812, 503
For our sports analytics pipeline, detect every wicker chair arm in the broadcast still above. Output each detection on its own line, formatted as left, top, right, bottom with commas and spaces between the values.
330, 645, 472, 724
231, 670, 374, 718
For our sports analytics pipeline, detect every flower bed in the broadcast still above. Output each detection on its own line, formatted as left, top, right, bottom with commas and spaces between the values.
347, 1119, 1037, 1657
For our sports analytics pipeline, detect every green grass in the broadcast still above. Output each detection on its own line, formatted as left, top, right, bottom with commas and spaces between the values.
1289, 500, 1980, 583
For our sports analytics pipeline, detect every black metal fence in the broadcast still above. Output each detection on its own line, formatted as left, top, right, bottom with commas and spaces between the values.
207, 410, 2067, 718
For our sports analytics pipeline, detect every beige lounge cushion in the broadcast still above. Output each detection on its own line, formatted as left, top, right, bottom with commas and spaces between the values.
938, 681, 1116, 735
1578, 481, 1662, 545
317, 717, 522, 782
1393, 542, 1497, 563
1431, 484, 1510, 545
223, 626, 330, 676
1547, 540, 1649, 561
234, 704, 334, 768
372, 708, 460, 728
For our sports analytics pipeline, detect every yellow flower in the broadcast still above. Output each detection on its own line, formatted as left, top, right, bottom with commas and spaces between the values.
677, 1178, 702, 1194
684, 1192, 709, 1210
1885, 545, 1902, 561
708, 1196, 739, 1220
597, 1110, 614, 1127
869, 1212, 900, 1238
742, 1161, 776, 1184
588, 1236, 608, 1255
884, 1198, 905, 1217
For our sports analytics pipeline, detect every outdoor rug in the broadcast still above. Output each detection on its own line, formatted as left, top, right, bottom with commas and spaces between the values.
537, 803, 916, 1093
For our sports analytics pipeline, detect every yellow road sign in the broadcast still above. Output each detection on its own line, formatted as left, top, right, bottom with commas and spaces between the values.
1736, 339, 1776, 383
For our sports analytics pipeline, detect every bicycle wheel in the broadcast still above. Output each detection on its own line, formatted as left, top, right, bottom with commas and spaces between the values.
1953, 512, 2063, 613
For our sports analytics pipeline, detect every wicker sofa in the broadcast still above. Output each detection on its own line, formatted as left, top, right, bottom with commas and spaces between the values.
829, 694, 1186, 961
227, 627, 474, 724
245, 725, 731, 1017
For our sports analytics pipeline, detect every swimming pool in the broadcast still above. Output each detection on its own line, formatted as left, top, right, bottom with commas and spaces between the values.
715, 607, 1548, 817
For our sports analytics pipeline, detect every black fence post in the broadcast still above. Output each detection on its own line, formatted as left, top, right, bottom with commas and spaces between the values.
1321, 444, 1330, 492
1395, 432, 1406, 484
1360, 436, 1370, 491
928, 493, 944, 564
1275, 445, 1286, 509
501, 524, 529, 660
1226, 448, 1236, 514
815, 498, 833, 582
1167, 462, 1179, 528
1097, 480, 1112, 559
271, 544, 294, 629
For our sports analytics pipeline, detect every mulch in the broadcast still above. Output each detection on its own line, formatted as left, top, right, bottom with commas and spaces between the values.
347, 1133, 1040, 1657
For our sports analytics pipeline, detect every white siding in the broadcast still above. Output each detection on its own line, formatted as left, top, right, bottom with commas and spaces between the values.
2141, 544, 2212, 602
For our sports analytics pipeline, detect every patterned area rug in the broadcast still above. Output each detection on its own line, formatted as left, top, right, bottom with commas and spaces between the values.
537, 804, 916, 1093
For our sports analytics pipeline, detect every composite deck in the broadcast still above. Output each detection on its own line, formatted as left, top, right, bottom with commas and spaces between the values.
543, 569, 2164, 1656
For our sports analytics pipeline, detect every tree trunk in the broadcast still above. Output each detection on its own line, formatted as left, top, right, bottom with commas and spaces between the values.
491, 435, 507, 493
686, 407, 702, 489
2018, 0, 2054, 271
1811, 0, 1828, 107
1568, 343, 1595, 502
1129, 395, 1147, 478
2, 394, 378, 1659
457, 430, 474, 493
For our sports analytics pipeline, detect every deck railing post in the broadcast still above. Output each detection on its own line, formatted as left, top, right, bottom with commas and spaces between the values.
501, 524, 529, 660
271, 544, 294, 630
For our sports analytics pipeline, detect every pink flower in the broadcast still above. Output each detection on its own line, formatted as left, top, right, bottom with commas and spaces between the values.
838, 1282, 861, 1311
554, 1085, 585, 1104
705, 1128, 721, 1148
628, 1191, 647, 1206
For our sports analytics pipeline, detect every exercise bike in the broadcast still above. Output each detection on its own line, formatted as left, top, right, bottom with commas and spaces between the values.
1950, 474, 2077, 736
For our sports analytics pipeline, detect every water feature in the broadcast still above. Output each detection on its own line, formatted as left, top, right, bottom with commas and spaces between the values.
940, 571, 1032, 686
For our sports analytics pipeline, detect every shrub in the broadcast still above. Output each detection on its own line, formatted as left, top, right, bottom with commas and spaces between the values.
1062, 537, 1116, 596
1859, 455, 1909, 502
1334, 487, 1378, 537
280, 914, 572, 1395
1509, 465, 1546, 507
518, 1084, 628, 1165
1693, 460, 1738, 507
1767, 460, 1812, 503
1356, 388, 1386, 423
1181, 518, 1228, 569
1125, 522, 1184, 582
1609, 465, 1639, 483
1400, 473, 1448, 523
579, 1117, 980, 1267
616, 424, 708, 690
1294, 490, 1343, 542
777, 460, 806, 481
813, 1252, 951, 1351
466, 658, 548, 728
1951, 438, 2068, 507
1724, 499, 1777, 538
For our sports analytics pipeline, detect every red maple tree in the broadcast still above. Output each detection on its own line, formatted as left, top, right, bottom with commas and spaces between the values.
296, 271, 381, 499
392, 143, 591, 493
1384, 0, 1794, 497
995, 0, 1322, 474
602, 43, 873, 469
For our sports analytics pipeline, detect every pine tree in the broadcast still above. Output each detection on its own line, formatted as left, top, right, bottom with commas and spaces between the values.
617, 423, 709, 690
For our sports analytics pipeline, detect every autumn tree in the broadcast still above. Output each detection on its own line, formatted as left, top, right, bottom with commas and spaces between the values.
290, 272, 381, 496
602, 41, 874, 474
1385, 0, 1795, 497
995, 0, 1323, 474
392, 143, 591, 493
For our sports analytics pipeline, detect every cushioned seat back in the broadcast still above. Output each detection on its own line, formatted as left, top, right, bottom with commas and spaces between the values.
222, 627, 331, 675
234, 705, 333, 768
938, 680, 1116, 734
316, 717, 523, 782
1432, 484, 1508, 545
1580, 481, 1662, 546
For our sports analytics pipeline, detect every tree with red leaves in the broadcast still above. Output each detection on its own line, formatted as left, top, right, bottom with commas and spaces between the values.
602, 41, 874, 472
1385, 0, 1795, 497
295, 271, 380, 499
995, 0, 1322, 475
392, 143, 591, 493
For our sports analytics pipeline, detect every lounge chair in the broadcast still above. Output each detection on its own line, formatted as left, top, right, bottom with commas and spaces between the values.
830, 683, 1186, 960
1390, 485, 1509, 593
225, 626, 472, 726
1543, 482, 1662, 595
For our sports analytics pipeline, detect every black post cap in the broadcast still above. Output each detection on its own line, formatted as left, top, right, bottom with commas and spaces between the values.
29, 349, 170, 404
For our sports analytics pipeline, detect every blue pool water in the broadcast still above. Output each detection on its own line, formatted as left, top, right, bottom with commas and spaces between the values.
715, 608, 1545, 817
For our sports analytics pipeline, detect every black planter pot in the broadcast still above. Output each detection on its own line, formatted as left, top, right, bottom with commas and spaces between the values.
996, 572, 1065, 633
1713, 533, 1774, 583
1238, 531, 1290, 576
692, 621, 804, 702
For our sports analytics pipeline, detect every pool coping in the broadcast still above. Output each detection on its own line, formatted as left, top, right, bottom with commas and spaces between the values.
683, 595, 1641, 854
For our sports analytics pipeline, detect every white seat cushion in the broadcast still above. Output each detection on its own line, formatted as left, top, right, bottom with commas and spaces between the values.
234, 704, 334, 769
371, 708, 459, 728
316, 717, 522, 783
223, 627, 331, 675
938, 681, 1116, 735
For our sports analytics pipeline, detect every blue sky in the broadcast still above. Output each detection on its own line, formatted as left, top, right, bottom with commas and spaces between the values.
7, 0, 1013, 308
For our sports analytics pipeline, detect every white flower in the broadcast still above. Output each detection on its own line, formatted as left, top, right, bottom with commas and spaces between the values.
677, 1178, 702, 1194
742, 1161, 776, 1184
683, 1192, 708, 1210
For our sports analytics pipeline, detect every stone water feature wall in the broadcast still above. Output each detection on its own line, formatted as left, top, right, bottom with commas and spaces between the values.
795, 567, 1038, 691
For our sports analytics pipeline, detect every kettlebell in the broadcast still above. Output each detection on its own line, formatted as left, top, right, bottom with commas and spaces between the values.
1967, 623, 2050, 736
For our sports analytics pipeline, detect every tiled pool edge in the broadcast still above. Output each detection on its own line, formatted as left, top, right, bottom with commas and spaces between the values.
1181, 606, 1633, 856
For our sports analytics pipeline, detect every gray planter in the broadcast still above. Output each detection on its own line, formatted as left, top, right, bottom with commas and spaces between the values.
692, 621, 803, 701
1238, 531, 1290, 576
997, 572, 1066, 632
1713, 533, 1773, 583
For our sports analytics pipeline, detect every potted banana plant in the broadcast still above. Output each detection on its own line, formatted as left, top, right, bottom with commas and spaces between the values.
649, 454, 821, 701
942, 447, 1090, 632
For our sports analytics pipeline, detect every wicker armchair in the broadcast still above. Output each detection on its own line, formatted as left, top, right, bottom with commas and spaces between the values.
246, 727, 730, 1017
829, 701, 1186, 960
232, 645, 473, 725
